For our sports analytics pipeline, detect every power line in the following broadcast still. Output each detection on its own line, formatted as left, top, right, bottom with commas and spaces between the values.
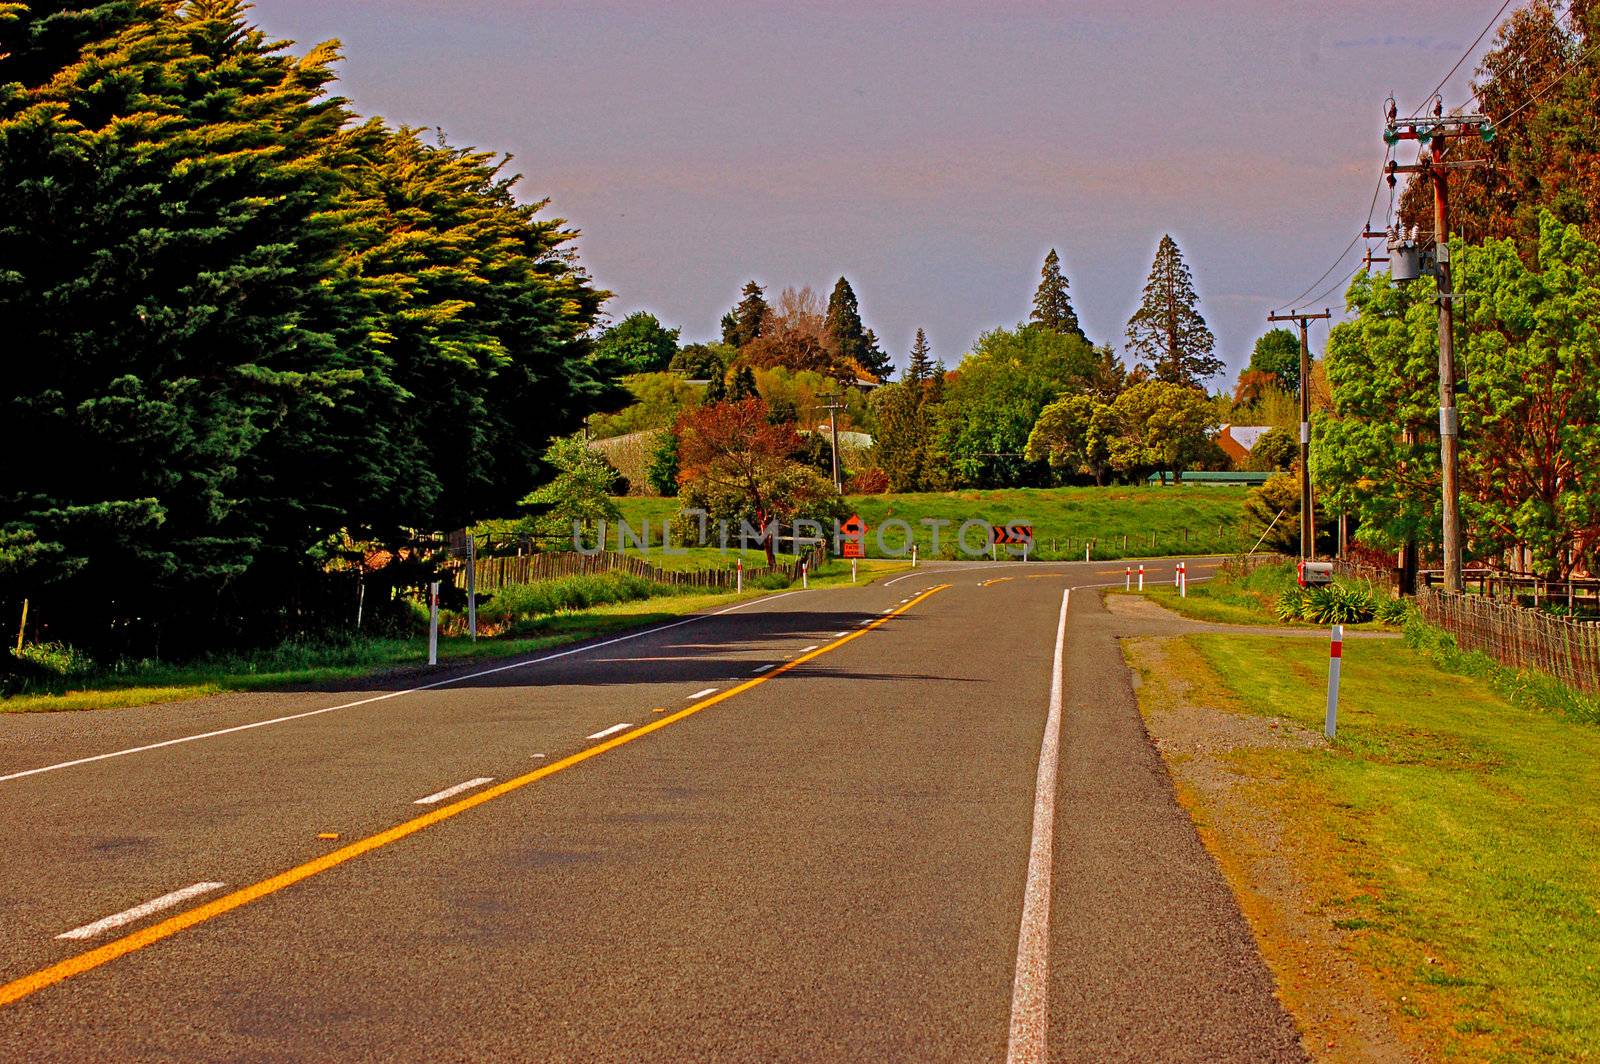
1409, 0, 1518, 118
1493, 33, 1600, 126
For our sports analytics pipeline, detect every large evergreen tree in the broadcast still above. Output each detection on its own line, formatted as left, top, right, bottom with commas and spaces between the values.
722, 280, 769, 347
1125, 235, 1221, 388
0, 1, 608, 654
1029, 248, 1084, 339
823, 276, 891, 380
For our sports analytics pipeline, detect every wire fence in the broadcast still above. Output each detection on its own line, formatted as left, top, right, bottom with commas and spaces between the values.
1417, 588, 1600, 696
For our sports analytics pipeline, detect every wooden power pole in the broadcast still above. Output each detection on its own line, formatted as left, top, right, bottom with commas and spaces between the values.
1267, 308, 1331, 561
1384, 98, 1492, 593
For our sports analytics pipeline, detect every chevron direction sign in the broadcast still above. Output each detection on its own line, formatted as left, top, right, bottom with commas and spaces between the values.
990, 523, 1034, 546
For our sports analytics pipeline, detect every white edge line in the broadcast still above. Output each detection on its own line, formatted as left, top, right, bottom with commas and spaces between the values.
413, 776, 495, 805
585, 723, 632, 741
0, 589, 815, 785
1005, 587, 1071, 1064
56, 882, 226, 941
686, 688, 719, 700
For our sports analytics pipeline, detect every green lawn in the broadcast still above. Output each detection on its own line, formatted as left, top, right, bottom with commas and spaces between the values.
611, 485, 1250, 561
1142, 633, 1600, 1060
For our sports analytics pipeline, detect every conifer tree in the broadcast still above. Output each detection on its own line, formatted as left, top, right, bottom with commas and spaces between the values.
1124, 235, 1221, 388
728, 364, 758, 401
723, 281, 769, 347
823, 277, 893, 380
906, 328, 934, 387
1030, 248, 1084, 339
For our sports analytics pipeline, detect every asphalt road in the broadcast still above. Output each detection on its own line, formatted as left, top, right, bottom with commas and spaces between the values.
0, 558, 1306, 1062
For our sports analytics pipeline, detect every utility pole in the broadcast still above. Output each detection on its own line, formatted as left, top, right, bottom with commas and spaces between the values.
822, 389, 847, 493
1384, 98, 1492, 594
1267, 308, 1331, 561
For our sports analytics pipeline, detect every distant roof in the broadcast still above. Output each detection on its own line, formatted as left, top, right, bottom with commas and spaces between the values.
1221, 425, 1273, 452
1146, 470, 1271, 485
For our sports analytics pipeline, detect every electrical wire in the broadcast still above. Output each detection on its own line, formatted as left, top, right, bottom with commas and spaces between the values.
1272, 146, 1391, 314
1492, 33, 1600, 126
1408, 0, 1517, 118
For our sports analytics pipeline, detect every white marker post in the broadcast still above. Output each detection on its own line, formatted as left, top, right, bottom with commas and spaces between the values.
1138, 564, 1145, 591
851, 557, 858, 583
1084, 543, 1090, 562
1180, 562, 1188, 598
1124, 566, 1131, 590
801, 561, 808, 589
427, 581, 440, 666
911, 544, 918, 568
1326, 624, 1343, 738
737, 558, 743, 594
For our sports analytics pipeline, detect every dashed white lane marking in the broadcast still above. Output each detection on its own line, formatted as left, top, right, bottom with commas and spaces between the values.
752, 664, 775, 674
686, 688, 719, 700
1005, 587, 1072, 1064
880, 608, 896, 614
857, 619, 873, 626
799, 645, 819, 653
832, 631, 849, 638
57, 882, 226, 941
585, 723, 632, 740
0, 591, 816, 785
531, 753, 546, 759
414, 777, 495, 805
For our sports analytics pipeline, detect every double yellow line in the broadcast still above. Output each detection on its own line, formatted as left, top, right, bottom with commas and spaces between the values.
0, 584, 950, 1009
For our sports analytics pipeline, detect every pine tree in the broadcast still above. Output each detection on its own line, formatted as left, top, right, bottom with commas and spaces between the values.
728, 364, 758, 401
822, 277, 892, 380
1030, 249, 1084, 339
723, 281, 768, 347
906, 328, 934, 387
1124, 235, 1221, 388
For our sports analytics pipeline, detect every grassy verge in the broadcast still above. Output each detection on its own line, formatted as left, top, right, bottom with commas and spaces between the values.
609, 485, 1250, 560
2, 558, 911, 715
1133, 561, 1395, 631
1128, 631, 1600, 1060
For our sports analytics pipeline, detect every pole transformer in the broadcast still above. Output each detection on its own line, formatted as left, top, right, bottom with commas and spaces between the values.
1267, 309, 1331, 561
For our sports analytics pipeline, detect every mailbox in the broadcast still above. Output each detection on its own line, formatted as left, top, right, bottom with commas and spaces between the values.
1298, 560, 1334, 587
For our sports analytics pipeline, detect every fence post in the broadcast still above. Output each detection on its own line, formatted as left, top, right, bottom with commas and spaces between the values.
466, 534, 477, 642
1326, 624, 1343, 738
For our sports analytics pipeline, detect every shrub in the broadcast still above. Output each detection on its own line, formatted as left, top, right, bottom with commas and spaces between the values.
1375, 596, 1411, 626
1275, 587, 1307, 622
12, 641, 96, 678
1302, 583, 1376, 624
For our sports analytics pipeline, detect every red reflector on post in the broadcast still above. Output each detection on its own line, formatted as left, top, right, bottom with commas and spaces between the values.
1330, 640, 1343, 659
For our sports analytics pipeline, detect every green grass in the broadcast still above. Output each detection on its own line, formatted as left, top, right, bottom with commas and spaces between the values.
1, 558, 913, 714
610, 485, 1250, 561
1, 589, 750, 714
1135, 561, 1394, 631
1181, 633, 1600, 1060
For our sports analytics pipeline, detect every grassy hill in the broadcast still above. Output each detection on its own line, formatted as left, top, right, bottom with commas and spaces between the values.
610, 485, 1252, 561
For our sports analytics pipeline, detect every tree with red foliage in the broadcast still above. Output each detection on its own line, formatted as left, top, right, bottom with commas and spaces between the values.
674, 399, 844, 564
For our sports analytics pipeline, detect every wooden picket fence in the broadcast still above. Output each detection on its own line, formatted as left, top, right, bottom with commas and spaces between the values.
446, 545, 829, 595
1417, 588, 1600, 696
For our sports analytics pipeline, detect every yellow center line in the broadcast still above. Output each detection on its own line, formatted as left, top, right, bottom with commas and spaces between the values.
0, 584, 950, 1010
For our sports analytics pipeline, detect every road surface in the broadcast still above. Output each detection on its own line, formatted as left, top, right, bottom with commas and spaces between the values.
0, 558, 1305, 1062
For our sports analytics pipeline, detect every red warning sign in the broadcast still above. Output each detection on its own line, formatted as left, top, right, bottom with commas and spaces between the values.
839, 514, 867, 558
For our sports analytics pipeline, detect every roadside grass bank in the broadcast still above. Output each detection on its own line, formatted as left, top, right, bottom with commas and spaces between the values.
1133, 561, 1395, 631
1137, 559, 1600, 723
1, 559, 904, 714
1126, 632, 1600, 1061
608, 485, 1249, 561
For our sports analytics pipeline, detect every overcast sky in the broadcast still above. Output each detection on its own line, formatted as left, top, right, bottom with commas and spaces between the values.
253, 1, 1505, 380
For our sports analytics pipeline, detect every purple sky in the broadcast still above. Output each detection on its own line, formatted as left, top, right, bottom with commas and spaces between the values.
253, 1, 1503, 380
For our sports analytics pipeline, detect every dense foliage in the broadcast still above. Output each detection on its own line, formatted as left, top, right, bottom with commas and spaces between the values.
0, 1, 609, 655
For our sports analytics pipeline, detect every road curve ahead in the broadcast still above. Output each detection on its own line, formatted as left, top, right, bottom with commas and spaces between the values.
0, 558, 1305, 1062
